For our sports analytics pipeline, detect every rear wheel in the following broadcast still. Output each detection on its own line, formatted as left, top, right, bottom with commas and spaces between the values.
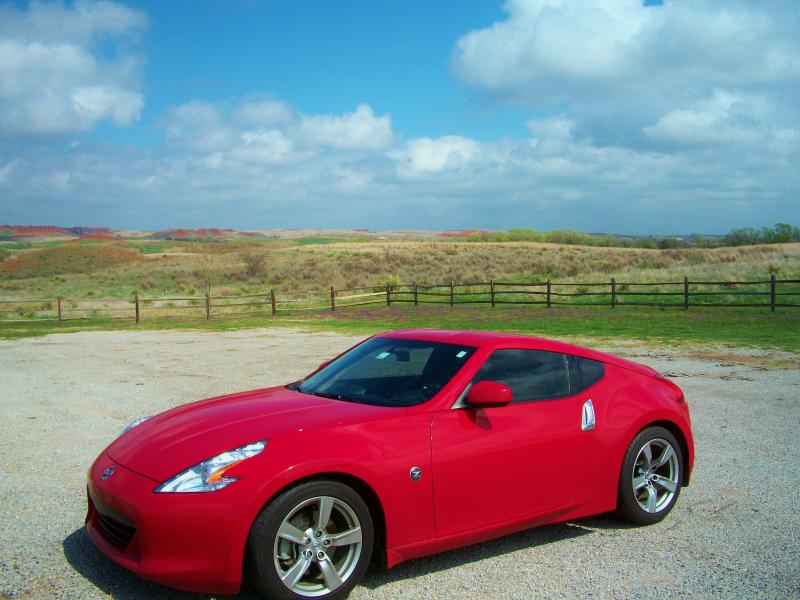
247, 480, 374, 600
617, 426, 683, 525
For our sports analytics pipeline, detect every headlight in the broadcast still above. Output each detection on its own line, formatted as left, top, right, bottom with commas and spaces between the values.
154, 440, 267, 493
122, 415, 152, 435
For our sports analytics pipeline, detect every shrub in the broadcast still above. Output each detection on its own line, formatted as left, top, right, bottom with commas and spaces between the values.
241, 251, 266, 279
379, 275, 403, 290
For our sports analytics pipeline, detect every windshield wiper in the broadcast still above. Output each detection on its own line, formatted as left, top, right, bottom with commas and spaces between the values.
306, 390, 353, 402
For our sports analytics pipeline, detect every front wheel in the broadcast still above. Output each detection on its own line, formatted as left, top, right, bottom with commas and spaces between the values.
247, 480, 374, 600
617, 426, 683, 525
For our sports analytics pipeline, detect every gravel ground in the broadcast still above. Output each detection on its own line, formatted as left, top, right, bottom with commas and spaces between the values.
1, 328, 799, 599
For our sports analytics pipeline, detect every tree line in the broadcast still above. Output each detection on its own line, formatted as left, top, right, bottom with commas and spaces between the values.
466, 223, 799, 249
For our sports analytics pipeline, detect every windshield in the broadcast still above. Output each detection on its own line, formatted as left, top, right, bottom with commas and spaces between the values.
293, 337, 477, 407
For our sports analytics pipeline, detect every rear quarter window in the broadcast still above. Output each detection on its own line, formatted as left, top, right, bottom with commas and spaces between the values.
569, 356, 605, 392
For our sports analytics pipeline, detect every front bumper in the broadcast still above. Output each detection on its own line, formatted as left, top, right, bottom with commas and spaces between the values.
86, 451, 248, 594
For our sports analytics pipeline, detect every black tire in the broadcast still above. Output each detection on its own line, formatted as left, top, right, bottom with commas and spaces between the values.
617, 426, 683, 525
246, 480, 374, 600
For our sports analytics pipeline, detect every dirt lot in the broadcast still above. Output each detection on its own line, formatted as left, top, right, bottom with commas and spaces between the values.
1, 329, 799, 599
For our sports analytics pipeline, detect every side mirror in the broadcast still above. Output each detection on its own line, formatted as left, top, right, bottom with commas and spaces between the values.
467, 381, 512, 408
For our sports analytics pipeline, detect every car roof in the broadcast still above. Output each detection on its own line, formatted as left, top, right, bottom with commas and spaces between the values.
376, 328, 657, 377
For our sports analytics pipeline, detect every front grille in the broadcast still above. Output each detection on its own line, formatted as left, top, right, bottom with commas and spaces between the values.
96, 510, 136, 548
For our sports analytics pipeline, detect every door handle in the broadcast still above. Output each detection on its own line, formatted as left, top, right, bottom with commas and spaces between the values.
581, 399, 595, 431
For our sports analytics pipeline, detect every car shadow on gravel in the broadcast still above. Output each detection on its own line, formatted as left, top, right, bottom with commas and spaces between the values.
63, 527, 262, 599
360, 519, 605, 590
64, 516, 629, 598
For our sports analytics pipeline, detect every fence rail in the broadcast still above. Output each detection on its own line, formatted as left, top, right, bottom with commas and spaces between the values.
0, 275, 798, 323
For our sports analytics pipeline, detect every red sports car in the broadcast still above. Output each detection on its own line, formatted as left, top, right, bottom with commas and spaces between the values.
86, 329, 693, 599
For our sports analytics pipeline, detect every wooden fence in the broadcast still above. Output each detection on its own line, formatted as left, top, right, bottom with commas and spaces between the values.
1, 275, 799, 323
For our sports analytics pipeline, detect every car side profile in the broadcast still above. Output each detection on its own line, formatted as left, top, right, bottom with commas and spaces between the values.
86, 329, 694, 599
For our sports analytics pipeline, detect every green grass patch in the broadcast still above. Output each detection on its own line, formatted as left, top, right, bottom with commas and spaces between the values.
294, 237, 347, 245
129, 241, 170, 254
0, 304, 796, 351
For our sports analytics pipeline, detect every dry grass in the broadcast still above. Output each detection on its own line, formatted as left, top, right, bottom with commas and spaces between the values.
0, 239, 798, 300
0, 245, 143, 278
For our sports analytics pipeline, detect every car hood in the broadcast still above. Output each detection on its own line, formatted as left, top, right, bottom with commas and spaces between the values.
106, 386, 397, 482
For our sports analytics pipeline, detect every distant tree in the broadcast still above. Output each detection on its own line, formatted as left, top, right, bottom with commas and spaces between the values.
773, 223, 794, 243
657, 237, 680, 249
724, 227, 760, 246
689, 233, 716, 248
723, 223, 798, 246
241, 251, 267, 279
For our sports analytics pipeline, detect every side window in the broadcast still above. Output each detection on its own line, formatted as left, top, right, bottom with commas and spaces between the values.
569, 356, 605, 392
473, 349, 570, 402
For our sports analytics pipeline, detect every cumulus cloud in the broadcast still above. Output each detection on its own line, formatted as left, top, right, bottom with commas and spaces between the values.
644, 90, 771, 147
231, 98, 295, 127
452, 0, 800, 102
0, 0, 147, 136
164, 98, 393, 163
451, 0, 800, 146
390, 135, 480, 177
297, 104, 394, 150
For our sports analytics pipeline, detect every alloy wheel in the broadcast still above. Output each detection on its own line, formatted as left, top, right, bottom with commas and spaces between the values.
273, 495, 363, 597
631, 438, 680, 513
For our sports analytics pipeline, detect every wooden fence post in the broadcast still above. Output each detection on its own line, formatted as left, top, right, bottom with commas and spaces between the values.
490, 280, 496, 308
270, 289, 276, 315
546, 279, 552, 308
413, 282, 418, 306
684, 277, 689, 310
330, 286, 336, 312
205, 293, 211, 320
450, 281, 455, 307
386, 284, 391, 306
57, 296, 62, 322
611, 278, 616, 309
770, 274, 776, 312
134, 293, 140, 323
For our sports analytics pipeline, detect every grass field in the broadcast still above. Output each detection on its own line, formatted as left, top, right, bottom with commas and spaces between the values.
1, 304, 797, 354
1, 236, 798, 301
1, 234, 797, 350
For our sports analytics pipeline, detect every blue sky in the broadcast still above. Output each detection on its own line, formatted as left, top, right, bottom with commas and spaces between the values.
134, 1, 522, 142
0, 0, 798, 233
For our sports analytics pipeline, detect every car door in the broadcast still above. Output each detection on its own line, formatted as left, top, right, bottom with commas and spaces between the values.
431, 348, 595, 537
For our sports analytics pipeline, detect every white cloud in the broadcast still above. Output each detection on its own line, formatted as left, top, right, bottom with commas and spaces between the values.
527, 116, 574, 141
165, 101, 235, 151
163, 98, 393, 165
232, 129, 297, 164
298, 103, 393, 150
452, 0, 800, 148
231, 99, 295, 127
0, 158, 21, 184
453, 0, 800, 101
0, 1, 147, 137
390, 135, 480, 177
644, 90, 771, 147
